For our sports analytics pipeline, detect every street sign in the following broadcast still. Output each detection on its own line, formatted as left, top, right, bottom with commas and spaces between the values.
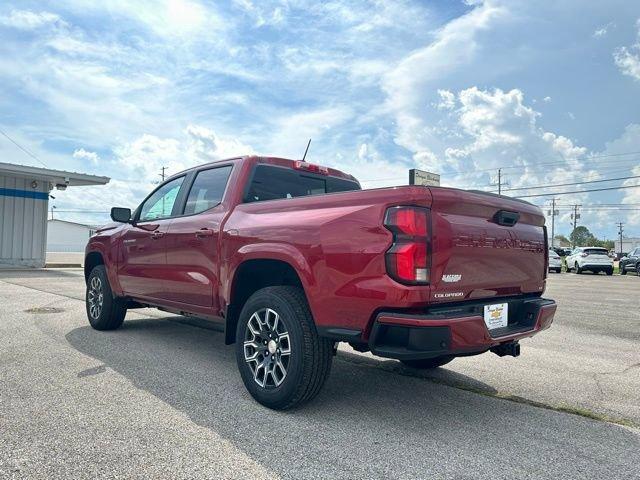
409, 169, 440, 186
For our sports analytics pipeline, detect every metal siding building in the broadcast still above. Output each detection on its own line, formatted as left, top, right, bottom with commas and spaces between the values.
47, 219, 97, 253
0, 162, 109, 268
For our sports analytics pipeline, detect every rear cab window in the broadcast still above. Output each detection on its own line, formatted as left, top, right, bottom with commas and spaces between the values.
584, 248, 608, 255
244, 164, 360, 203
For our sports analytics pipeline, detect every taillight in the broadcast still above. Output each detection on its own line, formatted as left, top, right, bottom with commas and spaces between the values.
384, 206, 430, 284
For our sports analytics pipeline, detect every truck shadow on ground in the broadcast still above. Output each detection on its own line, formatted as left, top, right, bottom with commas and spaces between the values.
66, 317, 639, 479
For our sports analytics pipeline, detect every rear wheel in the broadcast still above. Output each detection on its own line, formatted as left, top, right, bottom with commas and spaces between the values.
86, 265, 127, 330
401, 356, 454, 369
636, 264, 640, 277
555, 268, 562, 273
575, 262, 582, 274
235, 286, 333, 410
606, 268, 613, 276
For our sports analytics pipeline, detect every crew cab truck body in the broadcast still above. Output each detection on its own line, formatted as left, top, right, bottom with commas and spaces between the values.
85, 155, 556, 409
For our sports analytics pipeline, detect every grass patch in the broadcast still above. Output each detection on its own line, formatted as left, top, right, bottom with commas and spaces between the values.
337, 353, 638, 429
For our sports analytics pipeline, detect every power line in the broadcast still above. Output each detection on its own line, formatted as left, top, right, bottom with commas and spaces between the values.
497, 174, 640, 193
0, 127, 49, 168
471, 150, 640, 173
517, 183, 640, 198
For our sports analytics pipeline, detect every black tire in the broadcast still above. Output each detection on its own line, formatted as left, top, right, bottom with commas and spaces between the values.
86, 265, 127, 331
620, 265, 627, 275
575, 262, 582, 274
555, 268, 562, 273
401, 356, 454, 369
235, 286, 333, 410
636, 264, 640, 277
606, 268, 613, 276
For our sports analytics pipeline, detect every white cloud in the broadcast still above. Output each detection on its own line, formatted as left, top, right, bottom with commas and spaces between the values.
72, 148, 100, 165
185, 125, 254, 161
436, 89, 456, 110
382, 1, 507, 167
543, 96, 552, 103
0, 9, 65, 30
593, 22, 614, 38
613, 18, 640, 81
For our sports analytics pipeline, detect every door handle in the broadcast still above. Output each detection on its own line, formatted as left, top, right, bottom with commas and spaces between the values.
151, 231, 165, 240
195, 228, 214, 238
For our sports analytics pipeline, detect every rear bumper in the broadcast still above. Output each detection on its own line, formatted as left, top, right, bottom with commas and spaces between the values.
369, 298, 556, 360
580, 263, 613, 270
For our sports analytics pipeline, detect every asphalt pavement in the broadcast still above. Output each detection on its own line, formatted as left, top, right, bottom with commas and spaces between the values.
1, 269, 639, 479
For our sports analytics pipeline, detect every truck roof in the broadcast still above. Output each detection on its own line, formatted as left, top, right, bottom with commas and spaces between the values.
169, 155, 359, 184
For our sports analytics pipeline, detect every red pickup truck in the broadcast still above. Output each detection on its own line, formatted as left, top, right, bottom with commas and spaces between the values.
85, 155, 556, 409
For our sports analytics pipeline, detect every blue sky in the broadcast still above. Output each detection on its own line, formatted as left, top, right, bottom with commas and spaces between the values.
1, 0, 639, 240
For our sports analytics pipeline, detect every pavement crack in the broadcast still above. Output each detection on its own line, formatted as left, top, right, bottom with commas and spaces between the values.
78, 365, 107, 378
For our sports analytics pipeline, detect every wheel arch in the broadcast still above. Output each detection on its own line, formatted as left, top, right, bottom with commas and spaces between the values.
84, 251, 105, 283
225, 258, 306, 345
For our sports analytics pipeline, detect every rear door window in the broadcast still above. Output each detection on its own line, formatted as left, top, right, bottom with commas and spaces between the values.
184, 166, 232, 215
245, 164, 360, 203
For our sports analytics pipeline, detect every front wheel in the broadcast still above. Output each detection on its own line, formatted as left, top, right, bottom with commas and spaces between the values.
401, 356, 454, 369
575, 262, 582, 274
235, 286, 333, 410
620, 265, 627, 275
86, 265, 127, 330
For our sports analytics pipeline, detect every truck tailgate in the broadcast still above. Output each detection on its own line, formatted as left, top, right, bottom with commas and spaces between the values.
428, 188, 546, 303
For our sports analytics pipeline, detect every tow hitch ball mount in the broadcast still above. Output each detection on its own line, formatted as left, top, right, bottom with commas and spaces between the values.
491, 341, 520, 358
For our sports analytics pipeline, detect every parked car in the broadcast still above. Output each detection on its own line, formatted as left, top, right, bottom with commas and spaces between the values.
619, 248, 640, 276
566, 247, 614, 275
84, 155, 556, 409
548, 249, 562, 273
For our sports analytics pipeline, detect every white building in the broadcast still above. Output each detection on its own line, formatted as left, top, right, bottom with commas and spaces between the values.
0, 162, 109, 267
47, 219, 97, 253
615, 237, 640, 254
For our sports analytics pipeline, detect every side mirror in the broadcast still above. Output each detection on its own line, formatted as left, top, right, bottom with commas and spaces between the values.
110, 207, 132, 223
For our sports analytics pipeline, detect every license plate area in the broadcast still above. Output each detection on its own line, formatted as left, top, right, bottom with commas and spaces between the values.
483, 303, 508, 330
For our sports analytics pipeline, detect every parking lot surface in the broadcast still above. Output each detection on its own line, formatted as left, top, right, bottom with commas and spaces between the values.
1, 269, 639, 479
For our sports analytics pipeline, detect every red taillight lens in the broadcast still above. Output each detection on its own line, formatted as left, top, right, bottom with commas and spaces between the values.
384, 206, 430, 284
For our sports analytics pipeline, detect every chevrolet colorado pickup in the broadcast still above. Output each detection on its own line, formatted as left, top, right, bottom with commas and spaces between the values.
85, 155, 556, 409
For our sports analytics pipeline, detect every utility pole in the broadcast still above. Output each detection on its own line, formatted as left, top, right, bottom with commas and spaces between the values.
617, 222, 624, 255
547, 198, 558, 248
160, 166, 167, 182
570, 204, 581, 247
490, 168, 508, 195
50, 205, 56, 220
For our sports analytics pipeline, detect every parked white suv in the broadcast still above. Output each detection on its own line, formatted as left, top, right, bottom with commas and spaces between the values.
566, 247, 613, 275
549, 249, 562, 273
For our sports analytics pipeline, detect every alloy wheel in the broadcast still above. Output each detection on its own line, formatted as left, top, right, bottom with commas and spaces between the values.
243, 308, 291, 389
87, 276, 104, 320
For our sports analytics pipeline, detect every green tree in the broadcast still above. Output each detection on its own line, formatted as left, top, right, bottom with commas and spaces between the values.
553, 234, 570, 246
569, 226, 596, 247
